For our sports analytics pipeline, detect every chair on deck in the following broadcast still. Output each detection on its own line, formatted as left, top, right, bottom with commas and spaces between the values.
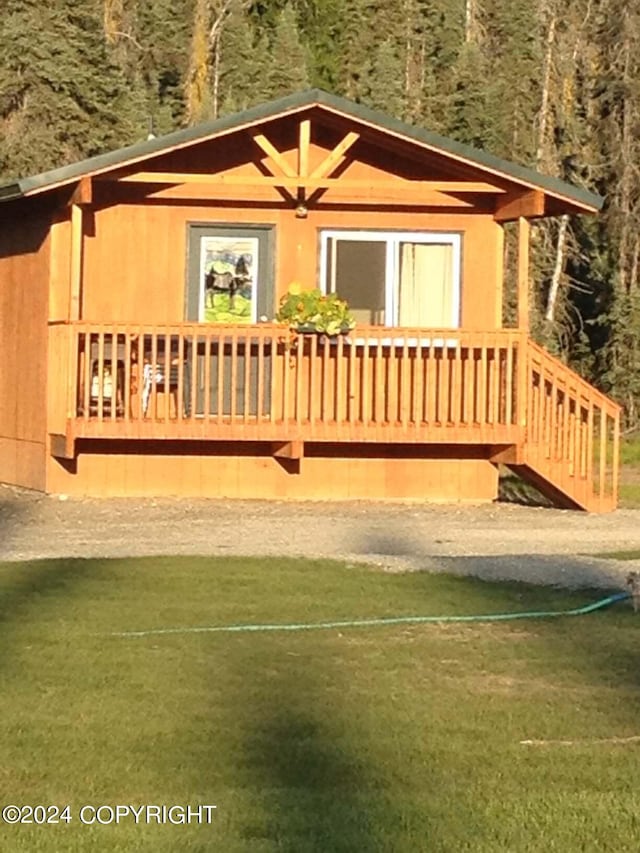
86, 336, 126, 417
141, 337, 191, 417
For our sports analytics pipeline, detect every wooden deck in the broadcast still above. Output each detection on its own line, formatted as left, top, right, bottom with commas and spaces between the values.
47, 322, 620, 510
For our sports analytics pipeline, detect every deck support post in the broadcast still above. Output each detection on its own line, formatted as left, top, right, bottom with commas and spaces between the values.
517, 216, 530, 332
49, 428, 75, 460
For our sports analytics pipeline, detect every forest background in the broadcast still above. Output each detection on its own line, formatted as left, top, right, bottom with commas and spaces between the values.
1, 0, 639, 426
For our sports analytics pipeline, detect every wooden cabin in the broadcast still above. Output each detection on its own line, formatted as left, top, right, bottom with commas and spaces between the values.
0, 90, 620, 509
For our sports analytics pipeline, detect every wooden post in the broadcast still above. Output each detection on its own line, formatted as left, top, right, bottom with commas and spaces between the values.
66, 203, 85, 437
517, 216, 530, 332
70, 203, 83, 321
612, 409, 620, 506
599, 407, 607, 503
297, 119, 311, 214
298, 119, 310, 178
68, 177, 91, 322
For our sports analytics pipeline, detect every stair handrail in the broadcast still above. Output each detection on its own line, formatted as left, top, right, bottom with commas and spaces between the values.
526, 339, 621, 418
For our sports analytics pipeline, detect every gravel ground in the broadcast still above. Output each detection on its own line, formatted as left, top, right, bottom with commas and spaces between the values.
1, 483, 640, 589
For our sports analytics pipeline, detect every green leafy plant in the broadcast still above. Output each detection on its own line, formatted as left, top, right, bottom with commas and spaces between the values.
276, 282, 356, 335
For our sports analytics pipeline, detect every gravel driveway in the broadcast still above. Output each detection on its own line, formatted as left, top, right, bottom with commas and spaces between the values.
1, 483, 639, 589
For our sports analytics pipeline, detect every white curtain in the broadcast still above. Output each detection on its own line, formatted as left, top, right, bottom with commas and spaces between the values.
398, 242, 454, 327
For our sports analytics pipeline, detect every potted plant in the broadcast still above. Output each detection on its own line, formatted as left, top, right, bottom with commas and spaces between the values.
276, 282, 356, 336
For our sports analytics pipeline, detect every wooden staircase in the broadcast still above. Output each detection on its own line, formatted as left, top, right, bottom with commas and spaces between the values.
508, 340, 621, 511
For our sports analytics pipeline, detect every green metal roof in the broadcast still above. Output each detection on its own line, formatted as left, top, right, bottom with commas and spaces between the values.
0, 89, 603, 211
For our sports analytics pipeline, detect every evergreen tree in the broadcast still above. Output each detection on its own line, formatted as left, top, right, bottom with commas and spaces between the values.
265, 3, 310, 97
339, 0, 376, 101
446, 42, 495, 148
366, 38, 406, 118
295, 0, 345, 90
480, 0, 541, 162
0, 0, 141, 179
132, 0, 194, 132
217, 0, 267, 114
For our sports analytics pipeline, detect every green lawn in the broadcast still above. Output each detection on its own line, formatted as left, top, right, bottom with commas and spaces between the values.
1, 556, 639, 852
618, 435, 640, 508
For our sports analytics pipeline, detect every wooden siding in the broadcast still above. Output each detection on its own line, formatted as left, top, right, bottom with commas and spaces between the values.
0, 205, 50, 490
77, 202, 502, 328
49, 216, 72, 321
47, 441, 499, 501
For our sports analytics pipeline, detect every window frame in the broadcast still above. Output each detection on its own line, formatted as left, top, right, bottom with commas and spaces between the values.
319, 229, 462, 328
185, 223, 275, 324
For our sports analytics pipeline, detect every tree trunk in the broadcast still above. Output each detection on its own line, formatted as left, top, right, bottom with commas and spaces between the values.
545, 214, 569, 322
535, 2, 557, 168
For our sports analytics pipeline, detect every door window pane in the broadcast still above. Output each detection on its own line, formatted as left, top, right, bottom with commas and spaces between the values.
199, 235, 259, 323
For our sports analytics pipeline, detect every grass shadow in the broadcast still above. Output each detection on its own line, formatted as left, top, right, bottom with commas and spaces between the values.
0, 558, 97, 629
212, 635, 468, 853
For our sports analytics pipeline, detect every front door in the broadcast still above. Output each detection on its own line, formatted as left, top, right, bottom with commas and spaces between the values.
186, 225, 274, 416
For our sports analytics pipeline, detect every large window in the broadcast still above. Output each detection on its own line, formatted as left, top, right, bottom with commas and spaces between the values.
320, 231, 461, 327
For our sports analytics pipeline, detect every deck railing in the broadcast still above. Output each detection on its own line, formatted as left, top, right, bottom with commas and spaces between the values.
58, 323, 527, 444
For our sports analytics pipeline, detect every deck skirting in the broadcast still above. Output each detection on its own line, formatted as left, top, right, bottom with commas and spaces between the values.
46, 441, 500, 502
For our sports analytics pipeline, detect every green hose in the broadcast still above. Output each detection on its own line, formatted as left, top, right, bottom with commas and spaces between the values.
113, 591, 630, 639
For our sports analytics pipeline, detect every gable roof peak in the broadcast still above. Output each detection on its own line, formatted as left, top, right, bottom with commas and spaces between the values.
0, 88, 602, 214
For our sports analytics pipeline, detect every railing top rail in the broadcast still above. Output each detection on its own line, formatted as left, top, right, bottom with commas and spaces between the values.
68, 321, 527, 342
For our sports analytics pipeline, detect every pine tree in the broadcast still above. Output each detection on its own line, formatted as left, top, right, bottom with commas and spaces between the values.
366, 39, 406, 118
339, 0, 376, 101
110, 0, 194, 133
265, 3, 310, 98
217, 0, 267, 114
0, 0, 141, 179
446, 42, 495, 148
295, 0, 345, 90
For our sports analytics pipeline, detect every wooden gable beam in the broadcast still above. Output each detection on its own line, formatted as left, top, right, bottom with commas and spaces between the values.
114, 172, 502, 192
309, 131, 360, 180
139, 184, 475, 207
251, 133, 297, 178
494, 189, 545, 222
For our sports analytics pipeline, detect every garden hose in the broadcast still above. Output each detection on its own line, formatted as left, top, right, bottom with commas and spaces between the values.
113, 591, 631, 638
